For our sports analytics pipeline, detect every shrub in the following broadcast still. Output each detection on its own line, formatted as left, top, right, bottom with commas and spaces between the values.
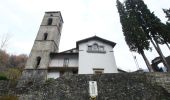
0, 72, 8, 80
45, 78, 55, 85
5, 68, 22, 81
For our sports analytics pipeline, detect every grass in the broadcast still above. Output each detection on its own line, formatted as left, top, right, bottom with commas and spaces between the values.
0, 95, 18, 100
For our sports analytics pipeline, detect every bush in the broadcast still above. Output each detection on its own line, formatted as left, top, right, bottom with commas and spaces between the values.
0, 72, 8, 80
45, 78, 55, 85
5, 68, 22, 87
5, 68, 22, 81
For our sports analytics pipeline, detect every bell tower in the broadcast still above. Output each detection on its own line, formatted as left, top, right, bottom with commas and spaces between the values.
17, 11, 63, 87
25, 11, 63, 69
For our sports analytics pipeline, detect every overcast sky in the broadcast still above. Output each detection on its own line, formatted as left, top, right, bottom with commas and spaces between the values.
0, 0, 169, 71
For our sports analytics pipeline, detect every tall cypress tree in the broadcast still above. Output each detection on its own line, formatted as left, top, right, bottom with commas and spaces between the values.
163, 9, 170, 49
134, 0, 170, 71
163, 9, 170, 21
116, 0, 153, 72
121, 0, 170, 71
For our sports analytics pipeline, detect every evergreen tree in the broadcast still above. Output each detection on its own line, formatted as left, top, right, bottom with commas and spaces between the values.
163, 9, 170, 21
163, 9, 170, 49
116, 0, 153, 71
134, 0, 170, 71
120, 0, 170, 71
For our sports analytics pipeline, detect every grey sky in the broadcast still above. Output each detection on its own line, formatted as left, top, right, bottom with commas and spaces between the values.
0, 0, 169, 71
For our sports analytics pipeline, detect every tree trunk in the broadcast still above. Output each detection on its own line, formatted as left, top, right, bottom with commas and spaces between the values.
165, 42, 170, 50
141, 51, 154, 72
151, 37, 170, 72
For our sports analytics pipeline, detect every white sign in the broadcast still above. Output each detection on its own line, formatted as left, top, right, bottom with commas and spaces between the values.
89, 81, 98, 97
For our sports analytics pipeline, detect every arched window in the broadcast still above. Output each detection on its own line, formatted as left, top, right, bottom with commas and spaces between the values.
35, 56, 41, 68
47, 18, 53, 25
43, 33, 48, 40
93, 43, 98, 51
87, 43, 105, 53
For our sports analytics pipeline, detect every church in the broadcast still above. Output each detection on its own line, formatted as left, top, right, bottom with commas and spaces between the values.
25, 11, 120, 79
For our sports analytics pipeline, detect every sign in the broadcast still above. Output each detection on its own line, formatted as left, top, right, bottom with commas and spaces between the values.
89, 81, 98, 97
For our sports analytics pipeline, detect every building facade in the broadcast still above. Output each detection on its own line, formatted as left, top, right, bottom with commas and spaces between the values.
23, 11, 118, 80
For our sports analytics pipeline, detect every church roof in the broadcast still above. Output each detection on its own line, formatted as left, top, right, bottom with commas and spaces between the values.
76, 35, 116, 48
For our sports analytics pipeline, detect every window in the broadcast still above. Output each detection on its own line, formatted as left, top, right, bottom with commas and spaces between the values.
35, 56, 41, 68
87, 43, 106, 53
43, 33, 48, 40
88, 46, 92, 51
47, 18, 53, 25
93, 44, 98, 51
93, 68, 104, 74
63, 58, 69, 67
99, 46, 104, 52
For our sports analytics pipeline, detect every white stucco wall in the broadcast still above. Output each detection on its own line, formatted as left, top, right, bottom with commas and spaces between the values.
49, 54, 78, 67
78, 40, 118, 74
47, 71, 60, 79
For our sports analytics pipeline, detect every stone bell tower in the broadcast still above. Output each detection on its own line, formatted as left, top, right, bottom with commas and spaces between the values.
17, 11, 63, 86
25, 11, 63, 69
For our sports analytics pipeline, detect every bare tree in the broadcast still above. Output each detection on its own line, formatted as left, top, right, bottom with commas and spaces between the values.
0, 33, 10, 50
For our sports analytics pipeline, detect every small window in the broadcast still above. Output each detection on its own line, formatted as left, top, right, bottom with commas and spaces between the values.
93, 68, 104, 74
88, 46, 92, 51
47, 18, 53, 25
43, 33, 48, 40
35, 57, 41, 68
99, 46, 104, 52
93, 44, 98, 51
63, 58, 69, 67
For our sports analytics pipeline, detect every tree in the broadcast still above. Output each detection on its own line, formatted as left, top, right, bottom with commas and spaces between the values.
163, 9, 170, 21
8, 54, 28, 70
0, 33, 27, 69
116, 0, 153, 72
0, 50, 9, 71
0, 33, 10, 71
0, 33, 10, 50
163, 9, 170, 50
0, 49, 28, 72
119, 0, 170, 71
131, 0, 170, 71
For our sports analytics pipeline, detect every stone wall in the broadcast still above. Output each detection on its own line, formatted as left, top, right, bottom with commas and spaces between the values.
1, 73, 170, 100
0, 80, 9, 95
17, 69, 47, 88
